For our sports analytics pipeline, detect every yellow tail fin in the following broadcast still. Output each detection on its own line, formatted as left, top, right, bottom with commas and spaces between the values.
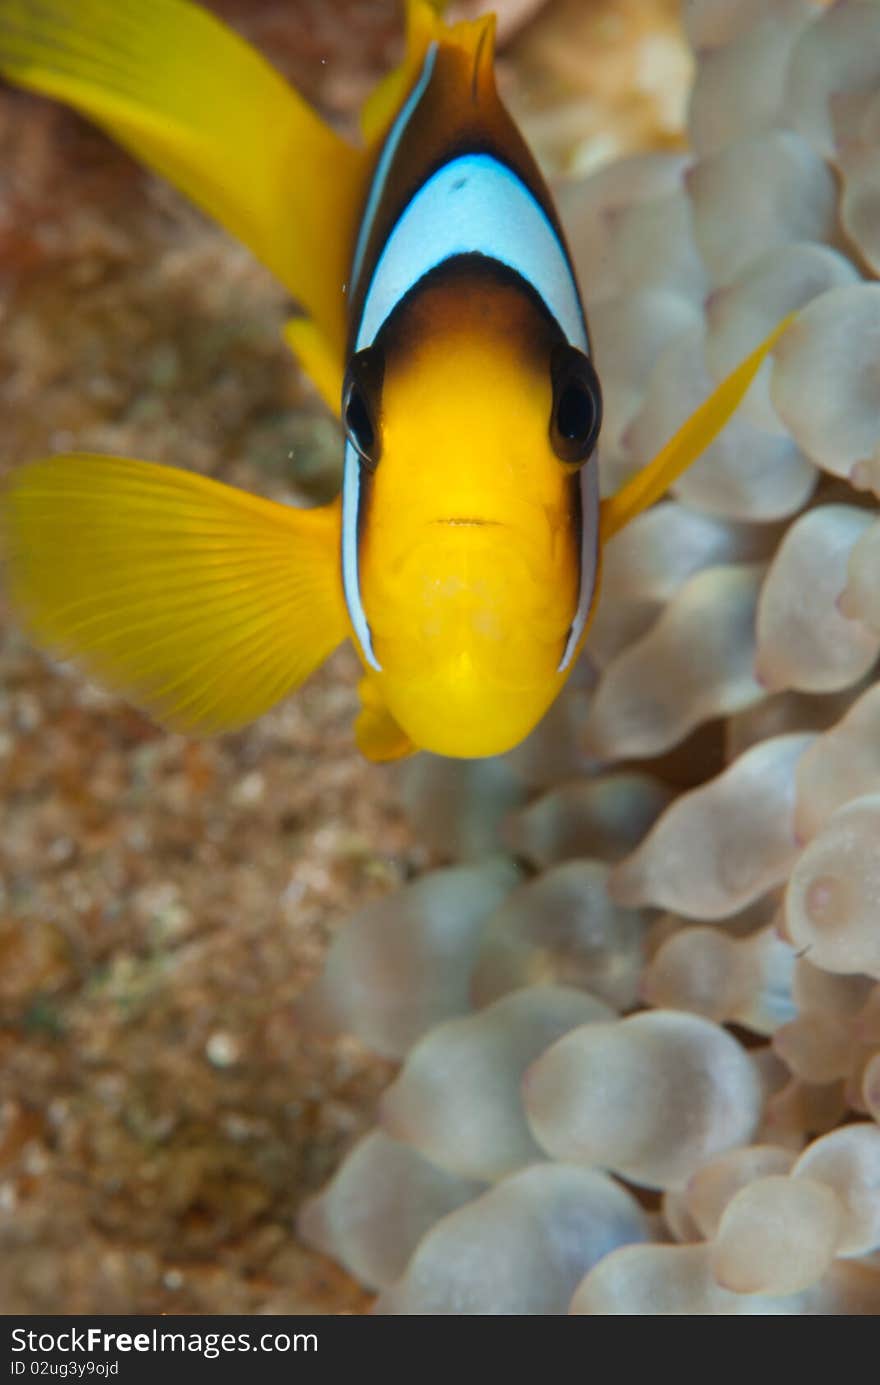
600, 315, 796, 541
1, 455, 348, 735
0, 0, 368, 360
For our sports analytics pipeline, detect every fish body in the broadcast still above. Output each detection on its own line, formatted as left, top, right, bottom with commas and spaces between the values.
341, 24, 599, 756
0, 0, 791, 760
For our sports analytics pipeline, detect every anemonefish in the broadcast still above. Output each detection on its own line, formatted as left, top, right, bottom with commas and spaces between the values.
0, 0, 790, 761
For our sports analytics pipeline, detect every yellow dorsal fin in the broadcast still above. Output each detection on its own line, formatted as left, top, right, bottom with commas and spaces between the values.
0, 0, 369, 360
283, 318, 345, 418
600, 315, 796, 542
1, 455, 348, 735
413, 0, 497, 65
360, 0, 497, 144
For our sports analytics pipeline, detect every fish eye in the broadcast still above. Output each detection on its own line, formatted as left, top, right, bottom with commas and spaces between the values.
343, 347, 384, 470
549, 344, 602, 466
345, 385, 375, 459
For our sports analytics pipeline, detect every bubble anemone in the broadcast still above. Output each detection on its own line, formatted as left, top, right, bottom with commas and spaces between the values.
300, 0, 880, 1314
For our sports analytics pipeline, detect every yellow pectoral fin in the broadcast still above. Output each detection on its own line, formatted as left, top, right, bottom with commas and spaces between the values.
1, 454, 347, 736
0, 0, 368, 359
600, 314, 796, 542
355, 676, 416, 762
283, 318, 344, 418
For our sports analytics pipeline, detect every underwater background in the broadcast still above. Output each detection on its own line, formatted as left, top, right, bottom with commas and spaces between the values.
3, 0, 880, 1315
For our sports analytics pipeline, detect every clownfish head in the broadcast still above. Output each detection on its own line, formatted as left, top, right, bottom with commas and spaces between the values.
341, 260, 602, 758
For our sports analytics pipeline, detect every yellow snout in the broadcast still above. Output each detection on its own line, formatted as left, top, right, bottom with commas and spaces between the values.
364, 519, 575, 757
